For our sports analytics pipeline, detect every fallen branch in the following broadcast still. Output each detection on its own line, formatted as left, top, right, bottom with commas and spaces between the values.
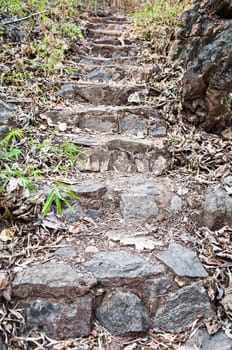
2, 10, 48, 26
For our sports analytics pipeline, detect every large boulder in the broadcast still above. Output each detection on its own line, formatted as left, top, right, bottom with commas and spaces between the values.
169, 0, 232, 132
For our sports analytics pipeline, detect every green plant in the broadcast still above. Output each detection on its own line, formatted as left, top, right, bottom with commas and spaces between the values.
61, 23, 83, 40
42, 181, 79, 217
0, 128, 83, 218
60, 142, 83, 167
130, 0, 191, 27
0, 128, 24, 147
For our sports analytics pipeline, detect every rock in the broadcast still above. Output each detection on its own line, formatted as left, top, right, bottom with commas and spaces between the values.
55, 239, 76, 257
203, 0, 232, 18
74, 184, 107, 199
179, 329, 232, 350
96, 291, 149, 335
170, 1, 232, 132
58, 84, 75, 99
71, 135, 101, 147
83, 250, 164, 281
203, 186, 232, 230
120, 114, 147, 136
63, 202, 85, 223
120, 192, 159, 220
60, 81, 148, 106
13, 260, 97, 299
120, 182, 160, 220
128, 91, 141, 103
153, 281, 214, 333
118, 236, 156, 251
151, 126, 167, 137
0, 102, 14, 139
157, 243, 208, 278
26, 297, 92, 339
88, 68, 111, 81
85, 245, 99, 254
170, 195, 182, 213
147, 277, 173, 301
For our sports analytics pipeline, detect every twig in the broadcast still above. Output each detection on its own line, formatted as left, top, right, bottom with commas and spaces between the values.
2, 10, 48, 26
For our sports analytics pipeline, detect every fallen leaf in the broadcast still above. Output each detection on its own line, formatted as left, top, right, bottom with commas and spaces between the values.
205, 316, 220, 335
41, 213, 66, 230
0, 228, 15, 242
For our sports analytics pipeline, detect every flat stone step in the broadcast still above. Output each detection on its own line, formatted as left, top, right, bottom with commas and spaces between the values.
86, 22, 129, 31
81, 43, 138, 58
58, 173, 184, 222
58, 81, 149, 105
47, 105, 166, 136
78, 55, 142, 66
12, 241, 212, 339
86, 28, 125, 39
82, 15, 132, 24
78, 63, 154, 83
90, 36, 133, 46
69, 134, 169, 174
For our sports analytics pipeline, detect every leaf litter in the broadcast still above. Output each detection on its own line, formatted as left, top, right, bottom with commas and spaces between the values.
0, 2, 232, 349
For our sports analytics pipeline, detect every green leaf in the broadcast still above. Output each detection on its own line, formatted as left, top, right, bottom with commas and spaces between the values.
42, 190, 55, 218
55, 196, 62, 216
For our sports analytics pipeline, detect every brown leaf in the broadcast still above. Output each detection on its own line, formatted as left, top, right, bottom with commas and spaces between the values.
0, 228, 15, 242
205, 316, 220, 335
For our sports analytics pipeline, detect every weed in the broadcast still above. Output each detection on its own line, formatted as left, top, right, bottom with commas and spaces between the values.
42, 181, 79, 217
0, 128, 82, 218
130, 0, 191, 27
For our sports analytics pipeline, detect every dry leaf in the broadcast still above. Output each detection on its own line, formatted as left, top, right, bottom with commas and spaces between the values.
58, 122, 67, 131
205, 316, 220, 335
0, 228, 15, 242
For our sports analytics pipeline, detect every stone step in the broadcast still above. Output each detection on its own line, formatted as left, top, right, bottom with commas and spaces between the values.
48, 105, 166, 136
86, 28, 123, 39
60, 173, 184, 222
12, 247, 211, 339
82, 15, 132, 24
58, 81, 149, 105
78, 63, 154, 83
69, 134, 169, 174
78, 54, 142, 66
90, 36, 133, 46
86, 21, 129, 31
81, 43, 138, 58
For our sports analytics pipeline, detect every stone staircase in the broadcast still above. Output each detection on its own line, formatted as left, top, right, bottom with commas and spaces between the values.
12, 11, 216, 345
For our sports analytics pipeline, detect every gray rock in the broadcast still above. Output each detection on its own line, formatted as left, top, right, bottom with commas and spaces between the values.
170, 195, 183, 213
179, 329, 232, 350
13, 260, 97, 299
120, 114, 147, 136
0, 103, 14, 124
153, 281, 214, 333
0, 102, 14, 139
55, 239, 76, 257
88, 68, 111, 81
147, 277, 173, 300
58, 84, 75, 99
170, 3, 232, 131
62, 81, 148, 106
63, 201, 85, 223
74, 184, 107, 199
26, 297, 92, 339
203, 186, 232, 230
157, 243, 208, 277
151, 126, 167, 137
96, 291, 149, 335
71, 135, 101, 147
120, 192, 159, 220
83, 250, 163, 281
